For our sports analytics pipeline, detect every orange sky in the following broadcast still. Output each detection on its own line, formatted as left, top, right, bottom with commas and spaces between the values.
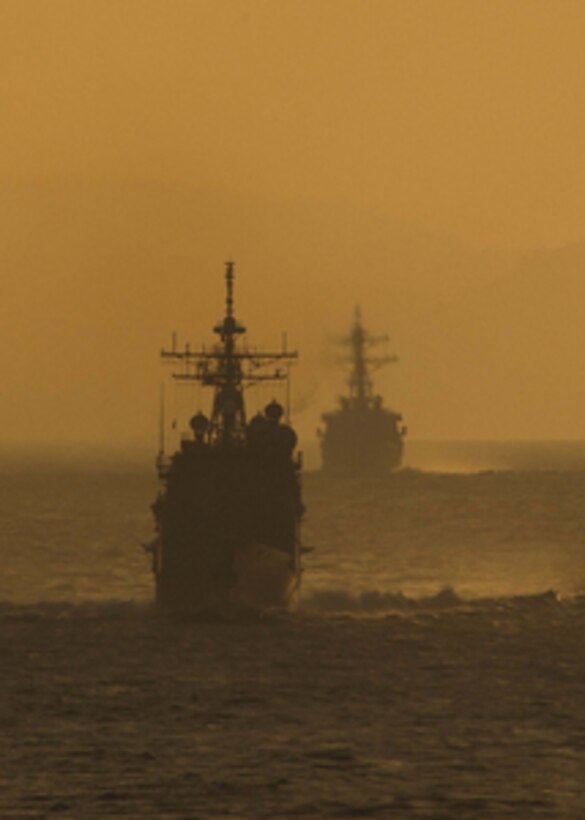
3, 0, 585, 246
2, 1, 585, 448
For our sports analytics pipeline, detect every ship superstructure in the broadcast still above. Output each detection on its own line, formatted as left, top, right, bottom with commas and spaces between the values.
149, 261, 303, 614
319, 308, 406, 473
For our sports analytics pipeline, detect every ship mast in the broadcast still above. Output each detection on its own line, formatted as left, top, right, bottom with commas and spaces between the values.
161, 261, 298, 442
345, 306, 397, 408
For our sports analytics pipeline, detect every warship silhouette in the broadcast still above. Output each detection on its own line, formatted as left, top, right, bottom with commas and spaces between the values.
148, 262, 303, 614
319, 308, 406, 473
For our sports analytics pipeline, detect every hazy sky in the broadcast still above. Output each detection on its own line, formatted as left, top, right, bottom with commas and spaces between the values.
4, 0, 585, 246
2, 1, 585, 447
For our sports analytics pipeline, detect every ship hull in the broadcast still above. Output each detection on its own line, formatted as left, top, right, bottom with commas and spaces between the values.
155, 542, 300, 615
320, 407, 405, 474
152, 443, 303, 616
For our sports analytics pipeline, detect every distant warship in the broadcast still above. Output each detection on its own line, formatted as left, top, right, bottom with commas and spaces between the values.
319, 309, 406, 473
148, 262, 303, 614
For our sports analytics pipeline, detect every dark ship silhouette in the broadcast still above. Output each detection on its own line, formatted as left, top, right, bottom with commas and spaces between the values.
149, 261, 303, 614
319, 308, 406, 473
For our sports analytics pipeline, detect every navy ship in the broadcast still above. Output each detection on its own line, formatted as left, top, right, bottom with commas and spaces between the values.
319, 308, 406, 474
148, 262, 303, 614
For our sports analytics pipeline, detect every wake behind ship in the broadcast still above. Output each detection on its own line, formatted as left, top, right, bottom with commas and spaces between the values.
148, 261, 303, 615
319, 308, 406, 474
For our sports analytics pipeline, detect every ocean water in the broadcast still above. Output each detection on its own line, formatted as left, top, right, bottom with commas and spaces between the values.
1, 442, 585, 817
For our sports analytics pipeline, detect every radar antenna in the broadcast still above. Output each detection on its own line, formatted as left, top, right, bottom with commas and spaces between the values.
341, 305, 398, 406
161, 261, 298, 442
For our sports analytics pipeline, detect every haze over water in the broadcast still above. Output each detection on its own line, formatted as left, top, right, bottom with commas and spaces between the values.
1, 446, 585, 815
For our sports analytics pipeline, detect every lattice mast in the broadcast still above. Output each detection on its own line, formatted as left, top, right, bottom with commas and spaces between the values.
160, 261, 298, 442
345, 306, 397, 406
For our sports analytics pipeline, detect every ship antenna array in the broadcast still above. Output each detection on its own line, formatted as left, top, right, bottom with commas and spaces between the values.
159, 261, 299, 430
226, 259, 235, 318
342, 306, 399, 401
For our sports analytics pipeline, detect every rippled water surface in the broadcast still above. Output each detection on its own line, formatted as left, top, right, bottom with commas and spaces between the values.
1, 444, 585, 816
